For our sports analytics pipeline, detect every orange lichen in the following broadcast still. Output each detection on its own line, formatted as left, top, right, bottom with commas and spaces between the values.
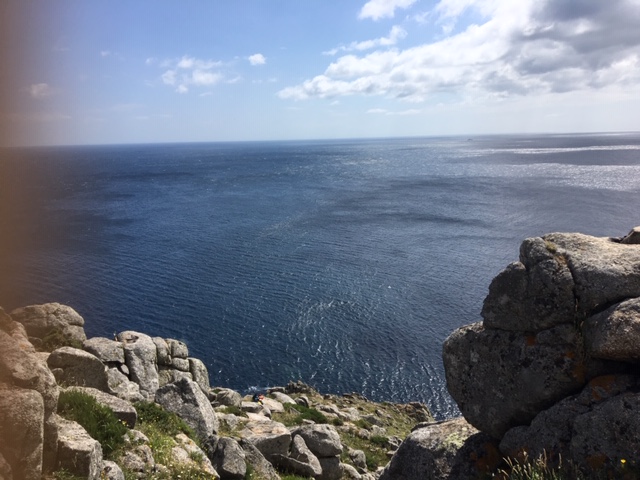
525, 335, 537, 346
587, 375, 617, 401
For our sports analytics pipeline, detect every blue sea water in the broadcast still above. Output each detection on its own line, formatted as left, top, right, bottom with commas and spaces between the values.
2, 133, 640, 419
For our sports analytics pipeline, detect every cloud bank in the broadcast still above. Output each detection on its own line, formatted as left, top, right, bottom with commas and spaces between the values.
280, 0, 640, 102
158, 55, 223, 94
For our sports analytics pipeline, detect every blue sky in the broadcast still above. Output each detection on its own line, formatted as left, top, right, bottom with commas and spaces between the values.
3, 0, 640, 146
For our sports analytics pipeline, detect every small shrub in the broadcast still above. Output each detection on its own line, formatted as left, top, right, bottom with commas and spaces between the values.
369, 434, 388, 447
331, 417, 344, 427
134, 401, 197, 439
354, 418, 372, 430
57, 390, 128, 458
221, 405, 246, 417
284, 403, 328, 424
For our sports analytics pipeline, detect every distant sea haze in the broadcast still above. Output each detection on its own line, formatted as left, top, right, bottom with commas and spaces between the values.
2, 133, 640, 419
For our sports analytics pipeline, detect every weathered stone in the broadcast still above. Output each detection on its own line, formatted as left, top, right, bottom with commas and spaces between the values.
584, 297, 640, 362
261, 397, 284, 414
620, 226, 640, 244
343, 463, 362, 479
269, 391, 296, 405
11, 302, 86, 346
241, 419, 291, 461
443, 322, 610, 438
239, 438, 281, 480
106, 367, 144, 402
0, 316, 59, 415
83, 337, 125, 364
501, 375, 640, 467
570, 391, 640, 469
482, 237, 576, 331
157, 365, 192, 387
544, 232, 640, 315
291, 434, 322, 475
167, 338, 189, 358
0, 309, 59, 474
152, 337, 171, 366
174, 433, 218, 476
211, 436, 246, 479
242, 401, 267, 414
155, 378, 218, 439
348, 448, 367, 471
119, 444, 155, 477
66, 386, 137, 428
117, 331, 159, 400
318, 456, 342, 480
215, 388, 243, 407
102, 460, 125, 480
0, 385, 44, 480
171, 357, 190, 372
188, 357, 210, 392
56, 416, 103, 480
47, 346, 109, 391
292, 424, 342, 458
379, 417, 500, 480
273, 435, 322, 478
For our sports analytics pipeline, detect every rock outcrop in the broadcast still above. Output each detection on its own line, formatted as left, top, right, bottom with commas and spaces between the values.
442, 227, 640, 474
0, 307, 59, 479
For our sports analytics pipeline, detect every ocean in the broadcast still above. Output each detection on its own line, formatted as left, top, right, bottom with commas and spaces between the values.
2, 133, 640, 419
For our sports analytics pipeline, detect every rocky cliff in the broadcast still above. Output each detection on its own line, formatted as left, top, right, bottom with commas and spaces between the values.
0, 303, 430, 479
384, 227, 640, 479
2, 227, 639, 479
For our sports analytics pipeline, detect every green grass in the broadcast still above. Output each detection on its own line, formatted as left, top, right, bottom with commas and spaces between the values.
275, 403, 329, 426
57, 389, 128, 459
134, 400, 197, 439
339, 430, 388, 471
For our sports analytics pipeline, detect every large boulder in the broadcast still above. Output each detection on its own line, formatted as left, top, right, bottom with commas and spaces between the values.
379, 417, 500, 480
167, 338, 189, 359
83, 337, 125, 364
240, 419, 291, 461
55, 415, 103, 480
239, 439, 281, 480
47, 347, 109, 391
584, 297, 640, 362
155, 378, 219, 440
272, 435, 322, 478
500, 374, 640, 470
291, 424, 342, 458
0, 307, 60, 477
482, 237, 576, 331
106, 368, 144, 402
0, 385, 45, 480
210, 436, 246, 480
544, 232, 640, 315
117, 331, 159, 400
443, 322, 611, 439
10, 303, 86, 348
188, 357, 210, 392
214, 388, 243, 407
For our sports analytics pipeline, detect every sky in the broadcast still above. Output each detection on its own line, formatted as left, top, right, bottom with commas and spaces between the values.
2, 0, 640, 146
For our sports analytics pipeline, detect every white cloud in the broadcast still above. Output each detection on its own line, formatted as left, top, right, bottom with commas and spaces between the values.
280, 0, 640, 104
29, 83, 55, 99
100, 50, 111, 57
248, 53, 266, 66
359, 0, 418, 20
324, 26, 407, 55
157, 55, 223, 94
